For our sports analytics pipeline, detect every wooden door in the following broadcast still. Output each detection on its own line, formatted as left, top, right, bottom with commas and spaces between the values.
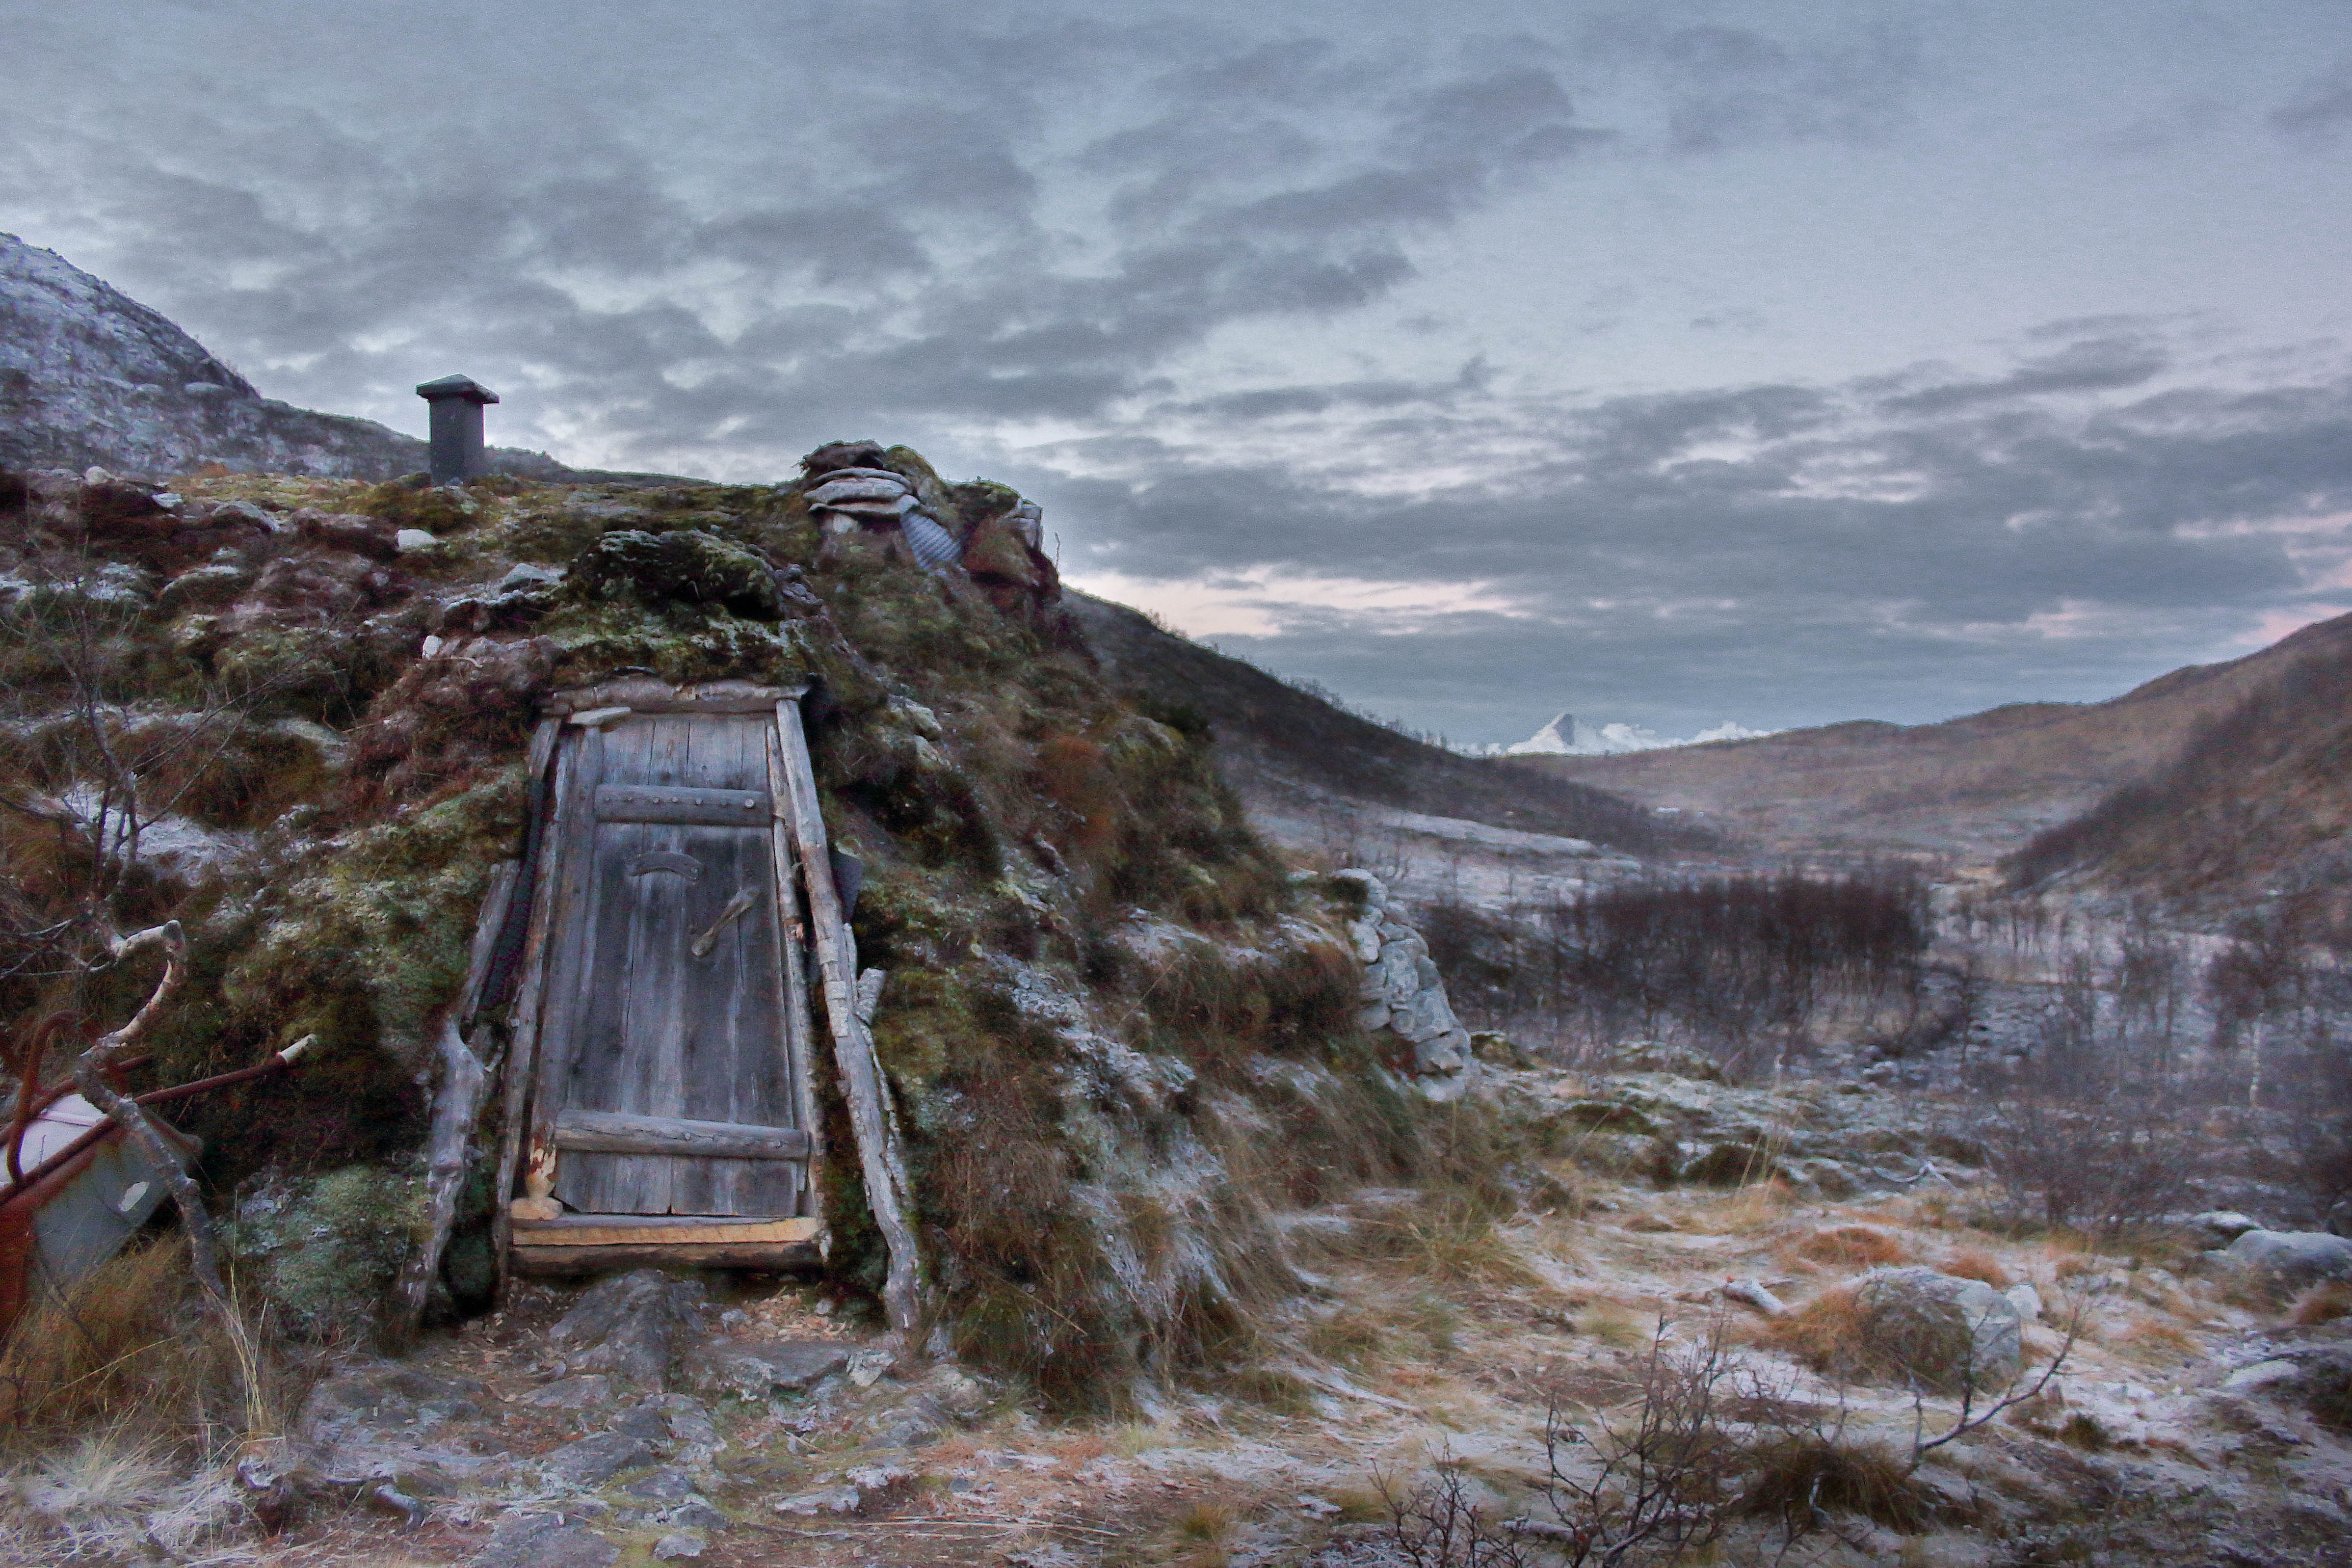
539, 713, 806, 1217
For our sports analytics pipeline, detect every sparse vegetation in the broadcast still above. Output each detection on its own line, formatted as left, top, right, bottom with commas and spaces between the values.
1424, 864, 1935, 1074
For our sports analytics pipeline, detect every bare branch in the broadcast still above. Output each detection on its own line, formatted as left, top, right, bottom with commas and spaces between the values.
1911, 1292, 2086, 1461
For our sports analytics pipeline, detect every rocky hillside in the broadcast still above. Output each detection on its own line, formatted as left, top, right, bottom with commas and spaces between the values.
1519, 610, 2352, 865
2007, 630, 2352, 930
0, 447, 1521, 1413
1070, 593, 1716, 895
0, 233, 674, 483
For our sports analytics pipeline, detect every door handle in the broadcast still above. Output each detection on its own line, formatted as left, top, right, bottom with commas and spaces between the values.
690, 888, 760, 957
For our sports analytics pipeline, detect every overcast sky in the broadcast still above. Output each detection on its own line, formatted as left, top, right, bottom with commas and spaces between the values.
6, 1, 2351, 744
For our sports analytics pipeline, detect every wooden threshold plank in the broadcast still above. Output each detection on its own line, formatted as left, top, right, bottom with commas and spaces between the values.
512, 1239, 822, 1275
553, 1109, 810, 1161
512, 1214, 819, 1247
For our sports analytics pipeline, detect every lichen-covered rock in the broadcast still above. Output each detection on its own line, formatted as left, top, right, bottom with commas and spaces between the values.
1850, 1266, 2024, 1393
473, 1513, 619, 1568
571, 528, 782, 618
688, 1340, 852, 1402
228, 1166, 425, 1342
543, 1431, 656, 1488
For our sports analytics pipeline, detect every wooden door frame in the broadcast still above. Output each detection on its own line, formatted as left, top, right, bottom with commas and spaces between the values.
492, 681, 824, 1288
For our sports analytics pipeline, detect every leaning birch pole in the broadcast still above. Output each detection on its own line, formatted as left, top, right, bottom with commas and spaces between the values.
774, 699, 924, 1335
71, 920, 263, 1421
386, 862, 518, 1345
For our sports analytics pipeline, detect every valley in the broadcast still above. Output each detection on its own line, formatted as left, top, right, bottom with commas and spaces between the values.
1, 237, 2349, 1568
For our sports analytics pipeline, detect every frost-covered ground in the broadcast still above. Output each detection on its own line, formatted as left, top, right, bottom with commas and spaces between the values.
15, 1056, 2345, 1568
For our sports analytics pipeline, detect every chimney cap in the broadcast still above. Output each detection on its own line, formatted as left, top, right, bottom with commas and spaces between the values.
416, 374, 500, 405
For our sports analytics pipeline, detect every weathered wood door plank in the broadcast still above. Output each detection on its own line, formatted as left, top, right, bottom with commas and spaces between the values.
537, 712, 804, 1219
553, 1108, 810, 1160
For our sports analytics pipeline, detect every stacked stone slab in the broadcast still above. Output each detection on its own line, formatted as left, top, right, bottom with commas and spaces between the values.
1331, 870, 1473, 1100
803, 465, 963, 573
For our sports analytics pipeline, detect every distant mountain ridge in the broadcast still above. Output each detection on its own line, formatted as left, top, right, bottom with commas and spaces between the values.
1517, 611, 2352, 866
1487, 710, 1771, 757
1067, 594, 1716, 860
0, 232, 682, 484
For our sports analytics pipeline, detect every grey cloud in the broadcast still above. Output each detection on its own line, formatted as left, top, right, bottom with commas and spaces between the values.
1167, 357, 1493, 420
0, 5, 1632, 465
1876, 337, 2170, 415
1573, 10, 1923, 153
1043, 330, 2350, 735
2273, 57, 2352, 140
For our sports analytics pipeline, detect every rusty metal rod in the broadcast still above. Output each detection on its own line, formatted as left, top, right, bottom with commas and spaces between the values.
0, 1037, 313, 1203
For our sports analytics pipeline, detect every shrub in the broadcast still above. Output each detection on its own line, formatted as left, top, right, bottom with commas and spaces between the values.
1795, 1226, 1909, 1269
1942, 1248, 2013, 1288
2291, 1280, 2352, 1327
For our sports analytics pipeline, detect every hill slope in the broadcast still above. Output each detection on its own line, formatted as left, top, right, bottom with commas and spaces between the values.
0, 232, 678, 483
1067, 591, 1711, 863
2007, 634, 2352, 925
1516, 610, 2352, 864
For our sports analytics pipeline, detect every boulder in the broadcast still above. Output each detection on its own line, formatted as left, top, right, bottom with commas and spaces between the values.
804, 470, 914, 508
474, 1514, 618, 1568
571, 529, 782, 619
549, 1270, 709, 1391
798, 442, 892, 477
688, 1338, 852, 1401
519, 1375, 611, 1410
1849, 1267, 2024, 1393
624, 1467, 700, 1502
543, 1431, 656, 1488
2223, 1229, 2352, 1291
2179, 1211, 2265, 1247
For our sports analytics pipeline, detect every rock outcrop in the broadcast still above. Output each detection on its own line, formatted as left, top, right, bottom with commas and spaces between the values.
793, 440, 1069, 631
1332, 870, 1473, 1099
0, 232, 677, 482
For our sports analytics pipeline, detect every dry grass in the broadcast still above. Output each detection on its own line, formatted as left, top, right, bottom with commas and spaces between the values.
1333, 1190, 1540, 1289
2112, 1318, 2198, 1363
1583, 1301, 1652, 1350
1942, 1247, 2014, 1288
1761, 1286, 1867, 1373
1304, 1308, 1388, 1368
2290, 1280, 2352, 1327
0, 1429, 254, 1568
1177, 1498, 1240, 1541
1740, 1434, 1928, 1534
1712, 1180, 1797, 1234
0, 1238, 209, 1442
1792, 1225, 1909, 1269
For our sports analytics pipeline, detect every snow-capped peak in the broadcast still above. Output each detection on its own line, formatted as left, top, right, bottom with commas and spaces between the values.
1496, 712, 1771, 756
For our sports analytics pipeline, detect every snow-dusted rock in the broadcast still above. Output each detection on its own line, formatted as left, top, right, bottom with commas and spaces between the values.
2179, 1210, 2265, 1247
1850, 1267, 2024, 1392
1332, 872, 1473, 1100
2, 232, 605, 480
2224, 1229, 2352, 1290
2223, 1359, 2303, 1392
